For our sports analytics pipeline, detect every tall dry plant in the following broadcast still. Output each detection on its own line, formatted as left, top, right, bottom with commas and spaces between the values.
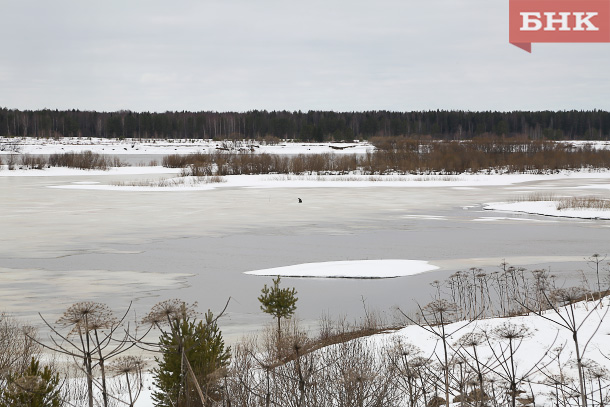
35, 302, 142, 407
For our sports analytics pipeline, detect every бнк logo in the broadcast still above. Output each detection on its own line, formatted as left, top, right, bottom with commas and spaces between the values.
509, 0, 610, 52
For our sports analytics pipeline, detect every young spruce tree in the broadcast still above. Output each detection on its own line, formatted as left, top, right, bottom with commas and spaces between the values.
2, 357, 63, 407
152, 310, 230, 407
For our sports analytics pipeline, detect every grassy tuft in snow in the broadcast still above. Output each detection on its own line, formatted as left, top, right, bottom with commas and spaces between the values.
112, 175, 226, 188
512, 193, 610, 211
556, 196, 610, 210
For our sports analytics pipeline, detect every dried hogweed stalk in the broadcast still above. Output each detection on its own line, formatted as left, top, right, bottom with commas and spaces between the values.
141, 299, 198, 329
56, 302, 116, 335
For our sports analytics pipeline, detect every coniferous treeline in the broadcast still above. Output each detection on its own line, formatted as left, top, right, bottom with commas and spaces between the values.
1, 108, 609, 141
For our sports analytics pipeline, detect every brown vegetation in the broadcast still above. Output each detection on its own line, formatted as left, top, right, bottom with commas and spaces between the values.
48, 151, 125, 170
513, 193, 610, 211
163, 139, 610, 175
556, 196, 610, 211
0, 313, 40, 379
19, 154, 48, 170
112, 175, 226, 188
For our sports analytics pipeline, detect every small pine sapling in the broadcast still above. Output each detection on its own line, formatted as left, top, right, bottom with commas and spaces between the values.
258, 277, 298, 345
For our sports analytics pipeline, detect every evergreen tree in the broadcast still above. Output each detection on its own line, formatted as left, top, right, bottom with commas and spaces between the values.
152, 311, 230, 407
258, 276, 298, 343
1, 357, 63, 407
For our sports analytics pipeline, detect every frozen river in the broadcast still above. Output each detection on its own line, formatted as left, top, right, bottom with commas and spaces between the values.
1, 169, 609, 341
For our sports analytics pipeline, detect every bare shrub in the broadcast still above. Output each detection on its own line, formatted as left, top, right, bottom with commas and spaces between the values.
48, 151, 111, 170
7, 153, 17, 170
513, 192, 557, 202
0, 312, 41, 380
204, 175, 226, 184
319, 337, 398, 406
162, 154, 190, 168
20, 154, 48, 170
180, 164, 213, 177
162, 139, 610, 176
110, 156, 126, 167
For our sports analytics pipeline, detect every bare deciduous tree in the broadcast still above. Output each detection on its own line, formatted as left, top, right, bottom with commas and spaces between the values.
0, 313, 40, 380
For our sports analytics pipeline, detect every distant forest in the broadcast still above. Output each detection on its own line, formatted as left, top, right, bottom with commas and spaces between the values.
1, 108, 610, 141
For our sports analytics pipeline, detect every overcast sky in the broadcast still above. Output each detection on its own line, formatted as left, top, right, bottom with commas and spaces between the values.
1, 0, 609, 112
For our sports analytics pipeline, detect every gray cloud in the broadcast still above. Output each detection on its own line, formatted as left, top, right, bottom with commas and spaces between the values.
1, 0, 609, 112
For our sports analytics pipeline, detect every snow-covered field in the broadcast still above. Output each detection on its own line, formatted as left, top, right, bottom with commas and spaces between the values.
0, 137, 373, 156
2, 137, 610, 156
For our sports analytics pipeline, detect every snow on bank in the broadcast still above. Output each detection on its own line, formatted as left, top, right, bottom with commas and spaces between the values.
485, 201, 610, 220
3, 167, 610, 191
3, 137, 610, 157
244, 259, 439, 279
134, 299, 609, 407
0, 165, 181, 177
0, 137, 373, 156
367, 298, 610, 406
36, 170, 610, 192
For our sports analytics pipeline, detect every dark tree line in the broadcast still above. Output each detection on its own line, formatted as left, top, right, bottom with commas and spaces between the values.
1, 108, 610, 141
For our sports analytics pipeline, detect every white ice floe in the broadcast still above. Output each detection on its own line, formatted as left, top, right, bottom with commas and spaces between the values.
473, 216, 557, 222
244, 259, 439, 279
401, 214, 448, 220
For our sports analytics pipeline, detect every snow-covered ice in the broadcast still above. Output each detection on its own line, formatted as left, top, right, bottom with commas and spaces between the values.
0, 165, 180, 177
485, 201, 610, 220
244, 259, 439, 279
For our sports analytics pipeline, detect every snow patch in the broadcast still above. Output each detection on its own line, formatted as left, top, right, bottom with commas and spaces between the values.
244, 259, 439, 279
484, 201, 610, 220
